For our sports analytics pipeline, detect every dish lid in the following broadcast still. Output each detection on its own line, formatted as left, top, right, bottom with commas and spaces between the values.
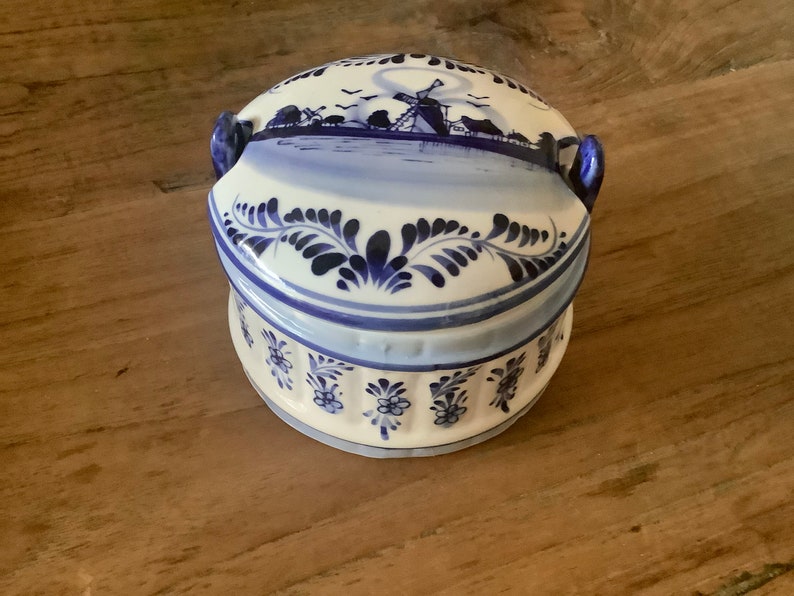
208, 54, 604, 332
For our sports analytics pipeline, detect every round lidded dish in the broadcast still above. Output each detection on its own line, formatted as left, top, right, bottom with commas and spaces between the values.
208, 53, 604, 457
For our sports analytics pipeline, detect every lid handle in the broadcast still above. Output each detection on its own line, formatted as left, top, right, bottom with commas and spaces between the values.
210, 111, 253, 180
566, 135, 605, 213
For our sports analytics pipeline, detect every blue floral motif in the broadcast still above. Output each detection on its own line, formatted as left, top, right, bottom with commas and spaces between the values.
313, 388, 343, 413
487, 353, 526, 413
306, 353, 353, 414
224, 197, 567, 294
429, 367, 480, 427
233, 294, 254, 348
363, 378, 411, 440
262, 329, 293, 390
537, 319, 564, 373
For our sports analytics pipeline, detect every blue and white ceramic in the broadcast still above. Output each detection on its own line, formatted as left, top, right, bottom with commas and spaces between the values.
208, 53, 604, 457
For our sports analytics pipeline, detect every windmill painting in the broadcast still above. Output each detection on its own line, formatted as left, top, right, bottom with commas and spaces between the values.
251, 67, 577, 172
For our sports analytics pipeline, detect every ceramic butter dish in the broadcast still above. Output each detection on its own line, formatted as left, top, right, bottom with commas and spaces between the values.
208, 53, 604, 457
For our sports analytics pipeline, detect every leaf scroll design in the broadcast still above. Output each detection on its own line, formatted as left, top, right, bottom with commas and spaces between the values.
223, 197, 569, 294
224, 197, 356, 277
482, 213, 568, 283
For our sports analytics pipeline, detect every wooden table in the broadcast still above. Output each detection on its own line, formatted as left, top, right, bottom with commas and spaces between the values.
2, 1, 792, 593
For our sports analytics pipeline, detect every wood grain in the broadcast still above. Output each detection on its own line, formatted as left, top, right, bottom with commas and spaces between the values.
1, 0, 792, 594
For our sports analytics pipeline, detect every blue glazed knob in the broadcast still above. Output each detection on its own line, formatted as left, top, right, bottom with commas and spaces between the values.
567, 135, 605, 212
210, 111, 253, 180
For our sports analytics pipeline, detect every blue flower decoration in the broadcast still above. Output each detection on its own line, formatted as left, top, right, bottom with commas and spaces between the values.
268, 347, 292, 373
376, 391, 411, 416
262, 329, 293, 390
364, 378, 411, 440
313, 387, 343, 414
487, 353, 526, 413
537, 319, 563, 373
233, 294, 254, 348
428, 367, 479, 427
306, 353, 353, 414
432, 397, 468, 426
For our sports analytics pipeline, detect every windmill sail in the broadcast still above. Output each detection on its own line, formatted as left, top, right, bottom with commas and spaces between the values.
389, 79, 448, 135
